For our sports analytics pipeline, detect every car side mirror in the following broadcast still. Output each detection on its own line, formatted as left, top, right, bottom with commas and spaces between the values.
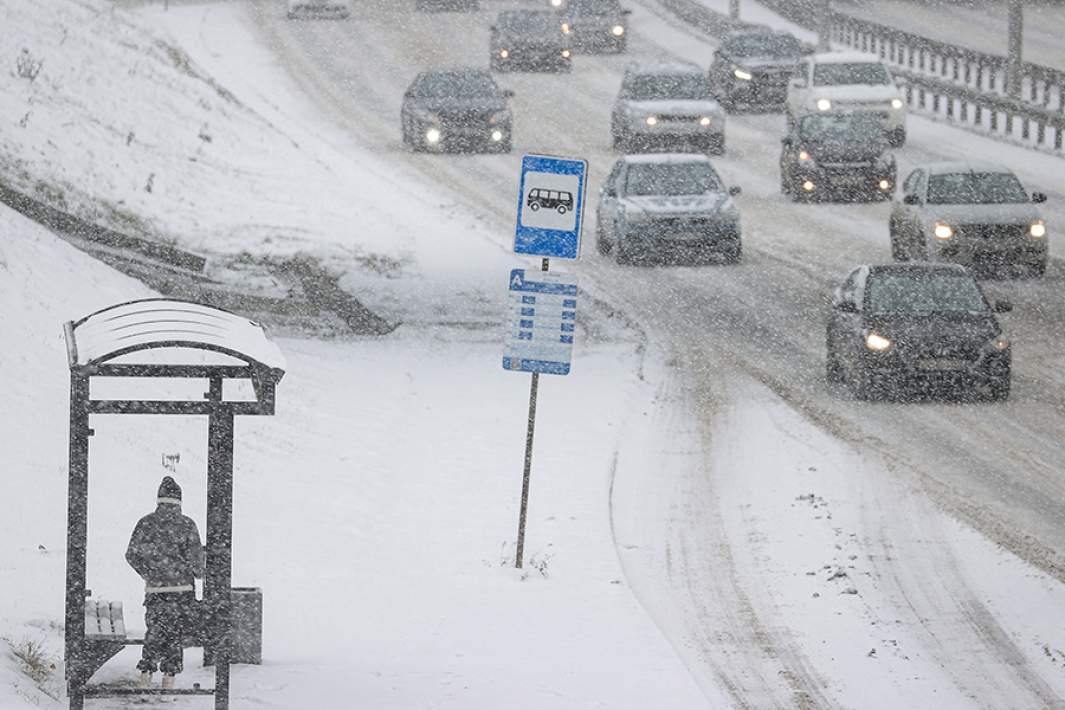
603, 185, 617, 197
835, 300, 858, 314
994, 300, 1013, 313
403, 89, 413, 99
621, 8, 632, 14
781, 136, 792, 145
1032, 192, 1047, 203
903, 194, 921, 205
502, 89, 515, 98
490, 24, 497, 31
728, 186, 742, 196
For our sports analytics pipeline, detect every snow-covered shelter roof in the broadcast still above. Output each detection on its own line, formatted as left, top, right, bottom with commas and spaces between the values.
65, 298, 285, 372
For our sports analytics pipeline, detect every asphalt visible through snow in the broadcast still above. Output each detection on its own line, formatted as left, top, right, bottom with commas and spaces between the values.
244, 0, 1065, 705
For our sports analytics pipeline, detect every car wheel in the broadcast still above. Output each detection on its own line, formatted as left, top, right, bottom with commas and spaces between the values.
1029, 259, 1047, 278
615, 234, 635, 265
889, 221, 907, 261
986, 373, 1011, 401
612, 130, 628, 152
825, 347, 845, 385
721, 235, 742, 264
780, 170, 791, 195
706, 135, 725, 156
595, 220, 612, 255
888, 127, 906, 148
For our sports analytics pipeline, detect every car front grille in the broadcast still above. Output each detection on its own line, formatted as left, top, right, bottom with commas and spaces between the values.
438, 110, 495, 124
957, 224, 1027, 240
642, 216, 721, 237
660, 114, 702, 123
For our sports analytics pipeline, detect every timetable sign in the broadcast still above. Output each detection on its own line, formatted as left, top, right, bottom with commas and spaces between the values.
503, 268, 578, 376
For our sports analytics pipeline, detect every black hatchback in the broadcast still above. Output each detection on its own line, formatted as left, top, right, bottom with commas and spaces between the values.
826, 263, 1012, 400
780, 112, 896, 202
401, 69, 514, 153
491, 10, 571, 72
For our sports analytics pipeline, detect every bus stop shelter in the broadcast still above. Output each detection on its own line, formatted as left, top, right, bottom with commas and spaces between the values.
62, 299, 285, 710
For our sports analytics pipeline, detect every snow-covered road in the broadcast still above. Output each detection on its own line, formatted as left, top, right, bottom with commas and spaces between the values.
201, 0, 1065, 705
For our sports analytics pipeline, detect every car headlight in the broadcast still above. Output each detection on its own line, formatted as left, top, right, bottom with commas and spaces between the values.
933, 220, 954, 240
891, 97, 904, 110
425, 127, 442, 144
550, 0, 562, 6
491, 129, 504, 142
798, 150, 812, 162
561, 48, 571, 58
1030, 219, 1047, 238
611, 24, 625, 36
878, 179, 892, 191
499, 49, 509, 58
865, 332, 892, 352
816, 98, 832, 111
991, 336, 1010, 351
699, 116, 712, 127
645, 115, 658, 126
561, 21, 570, 33
733, 66, 753, 81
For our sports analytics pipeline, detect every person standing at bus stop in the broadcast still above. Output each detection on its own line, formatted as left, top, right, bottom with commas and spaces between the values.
126, 475, 205, 689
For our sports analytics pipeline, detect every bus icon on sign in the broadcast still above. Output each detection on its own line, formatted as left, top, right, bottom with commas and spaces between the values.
527, 188, 574, 215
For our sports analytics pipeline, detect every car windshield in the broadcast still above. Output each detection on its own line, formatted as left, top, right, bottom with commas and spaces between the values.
799, 113, 883, 142
866, 274, 988, 314
627, 74, 712, 100
726, 33, 800, 59
625, 162, 724, 196
413, 72, 499, 98
812, 62, 892, 86
926, 172, 1029, 205
497, 11, 560, 33
569, 0, 620, 15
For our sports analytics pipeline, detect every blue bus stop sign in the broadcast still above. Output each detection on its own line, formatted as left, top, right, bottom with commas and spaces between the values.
514, 154, 588, 260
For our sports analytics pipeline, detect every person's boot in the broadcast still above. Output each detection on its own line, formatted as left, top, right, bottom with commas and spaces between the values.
138, 671, 152, 688
161, 674, 175, 690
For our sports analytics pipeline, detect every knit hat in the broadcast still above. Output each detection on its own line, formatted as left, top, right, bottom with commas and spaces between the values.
157, 476, 182, 505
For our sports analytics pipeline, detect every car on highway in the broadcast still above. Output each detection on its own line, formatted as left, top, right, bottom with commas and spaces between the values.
491, 10, 572, 73
416, 0, 477, 12
557, 0, 631, 54
401, 69, 513, 153
889, 161, 1048, 276
611, 63, 726, 154
595, 154, 742, 264
779, 111, 896, 201
286, 0, 351, 19
826, 263, 1012, 400
786, 51, 907, 147
709, 26, 803, 110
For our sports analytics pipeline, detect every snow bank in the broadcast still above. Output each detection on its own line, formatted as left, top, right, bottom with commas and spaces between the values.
0, 0, 520, 324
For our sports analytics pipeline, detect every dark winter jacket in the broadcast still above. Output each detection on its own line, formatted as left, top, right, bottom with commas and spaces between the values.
126, 504, 205, 593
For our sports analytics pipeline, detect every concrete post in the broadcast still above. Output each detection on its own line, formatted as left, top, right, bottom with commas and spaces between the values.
1007, 0, 1023, 99
729, 0, 739, 20
817, 0, 832, 52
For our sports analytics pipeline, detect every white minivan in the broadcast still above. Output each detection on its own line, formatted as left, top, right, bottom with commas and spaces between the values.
786, 51, 907, 147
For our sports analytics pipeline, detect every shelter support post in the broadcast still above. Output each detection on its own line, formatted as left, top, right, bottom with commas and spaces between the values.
65, 373, 90, 709
204, 378, 234, 710
1007, 0, 1023, 99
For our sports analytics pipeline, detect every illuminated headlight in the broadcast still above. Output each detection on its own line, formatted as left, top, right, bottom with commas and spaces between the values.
865, 332, 892, 352
645, 115, 658, 126
425, 128, 442, 144
816, 98, 832, 111
891, 98, 904, 110
611, 24, 625, 36
802, 180, 815, 192
699, 116, 712, 127
551, 0, 562, 6
1030, 219, 1047, 238
733, 67, 753, 81
491, 129, 504, 142
561, 22, 570, 33
561, 49, 571, 58
798, 150, 812, 162
878, 179, 891, 191
500, 49, 509, 58
933, 220, 954, 240
992, 336, 1010, 351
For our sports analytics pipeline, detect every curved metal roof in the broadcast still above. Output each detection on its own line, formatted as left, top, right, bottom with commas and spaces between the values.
67, 299, 285, 371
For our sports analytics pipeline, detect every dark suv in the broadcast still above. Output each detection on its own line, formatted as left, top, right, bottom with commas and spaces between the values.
780, 112, 896, 202
401, 69, 514, 153
491, 10, 572, 72
709, 26, 803, 110
558, 0, 631, 54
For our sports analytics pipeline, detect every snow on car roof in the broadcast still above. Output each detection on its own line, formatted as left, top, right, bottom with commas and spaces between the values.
622, 153, 712, 165
811, 51, 887, 65
924, 160, 1014, 176
625, 61, 703, 76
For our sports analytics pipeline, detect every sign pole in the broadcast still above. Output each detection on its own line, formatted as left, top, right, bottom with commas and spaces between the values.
515, 257, 550, 569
